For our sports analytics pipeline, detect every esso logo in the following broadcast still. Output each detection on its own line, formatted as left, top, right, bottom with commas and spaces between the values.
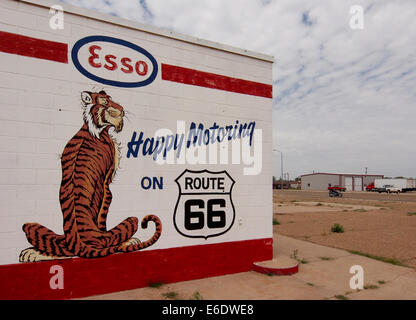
71, 35, 158, 88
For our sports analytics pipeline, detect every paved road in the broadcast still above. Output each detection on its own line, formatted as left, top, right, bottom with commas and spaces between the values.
275, 189, 416, 203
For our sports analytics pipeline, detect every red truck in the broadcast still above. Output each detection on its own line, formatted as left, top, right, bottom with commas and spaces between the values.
328, 185, 346, 192
365, 182, 375, 191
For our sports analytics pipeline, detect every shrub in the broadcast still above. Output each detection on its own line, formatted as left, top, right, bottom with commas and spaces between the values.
148, 282, 163, 288
364, 284, 379, 290
190, 291, 204, 300
319, 257, 334, 261
162, 291, 179, 299
331, 223, 344, 233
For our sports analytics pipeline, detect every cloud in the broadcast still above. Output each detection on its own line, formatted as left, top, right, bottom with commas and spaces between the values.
59, 0, 151, 22
301, 11, 314, 26
139, 0, 153, 22
60, 0, 416, 178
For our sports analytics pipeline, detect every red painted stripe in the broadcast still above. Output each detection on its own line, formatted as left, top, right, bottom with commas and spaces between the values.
0, 238, 272, 300
252, 262, 299, 276
162, 63, 272, 98
0, 31, 68, 63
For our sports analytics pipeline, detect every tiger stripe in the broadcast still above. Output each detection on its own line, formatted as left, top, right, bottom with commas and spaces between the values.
20, 91, 162, 262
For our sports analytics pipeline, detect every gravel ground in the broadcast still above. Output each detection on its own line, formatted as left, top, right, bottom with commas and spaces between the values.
274, 190, 416, 269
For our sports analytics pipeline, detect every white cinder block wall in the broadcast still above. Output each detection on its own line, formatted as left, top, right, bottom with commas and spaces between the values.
0, 0, 273, 265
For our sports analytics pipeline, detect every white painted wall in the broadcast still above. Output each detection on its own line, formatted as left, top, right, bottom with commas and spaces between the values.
0, 0, 273, 265
345, 177, 353, 191
353, 177, 363, 191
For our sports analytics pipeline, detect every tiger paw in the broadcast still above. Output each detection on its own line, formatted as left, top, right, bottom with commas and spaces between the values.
118, 237, 141, 251
19, 247, 70, 262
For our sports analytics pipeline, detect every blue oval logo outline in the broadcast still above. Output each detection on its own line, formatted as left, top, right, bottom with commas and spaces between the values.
71, 35, 158, 88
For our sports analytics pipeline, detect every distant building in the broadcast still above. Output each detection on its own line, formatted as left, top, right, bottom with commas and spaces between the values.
300, 173, 384, 191
273, 180, 300, 189
290, 181, 301, 189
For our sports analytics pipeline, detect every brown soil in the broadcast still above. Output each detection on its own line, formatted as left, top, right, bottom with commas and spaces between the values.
274, 190, 416, 269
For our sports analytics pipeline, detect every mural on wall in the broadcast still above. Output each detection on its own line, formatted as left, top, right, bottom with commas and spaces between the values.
71, 35, 158, 88
19, 90, 162, 262
174, 169, 235, 239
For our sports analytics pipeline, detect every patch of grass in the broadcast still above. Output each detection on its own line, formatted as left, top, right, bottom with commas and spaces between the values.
190, 291, 203, 300
306, 282, 315, 287
290, 249, 308, 264
148, 282, 164, 288
375, 204, 389, 210
342, 209, 348, 212
162, 291, 179, 299
334, 295, 349, 300
319, 257, 334, 261
273, 218, 280, 225
290, 200, 297, 202
348, 250, 406, 267
331, 223, 344, 233
290, 249, 300, 260
375, 204, 391, 209
290, 249, 299, 260
378, 280, 386, 285
316, 202, 323, 206
354, 208, 367, 212
407, 212, 416, 216
364, 284, 379, 290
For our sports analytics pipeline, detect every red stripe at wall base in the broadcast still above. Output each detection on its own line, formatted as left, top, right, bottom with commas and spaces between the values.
0, 31, 68, 63
162, 64, 272, 98
0, 238, 272, 300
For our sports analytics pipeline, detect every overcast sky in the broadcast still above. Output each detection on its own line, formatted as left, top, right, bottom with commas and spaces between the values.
60, 0, 416, 179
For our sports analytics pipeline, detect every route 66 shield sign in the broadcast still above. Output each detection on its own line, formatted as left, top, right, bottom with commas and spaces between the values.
173, 169, 236, 239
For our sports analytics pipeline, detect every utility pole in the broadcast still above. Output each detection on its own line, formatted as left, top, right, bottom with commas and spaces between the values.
365, 167, 368, 175
273, 149, 283, 189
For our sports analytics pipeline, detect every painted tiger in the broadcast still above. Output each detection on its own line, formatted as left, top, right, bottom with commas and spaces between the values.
19, 90, 162, 262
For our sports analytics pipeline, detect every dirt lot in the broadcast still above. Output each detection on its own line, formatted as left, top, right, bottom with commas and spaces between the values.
82, 190, 416, 300
274, 190, 416, 269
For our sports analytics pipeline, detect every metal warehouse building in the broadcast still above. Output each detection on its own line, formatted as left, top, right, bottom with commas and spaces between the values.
301, 173, 384, 191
